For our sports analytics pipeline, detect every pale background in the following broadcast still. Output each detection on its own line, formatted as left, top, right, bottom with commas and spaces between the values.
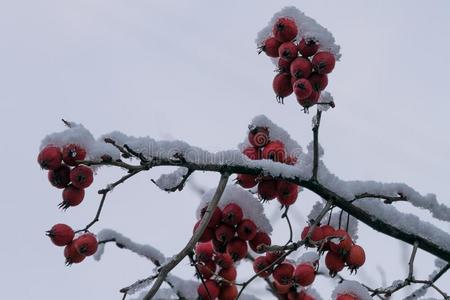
0, 0, 449, 299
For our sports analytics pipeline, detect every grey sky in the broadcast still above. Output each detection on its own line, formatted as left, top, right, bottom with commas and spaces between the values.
1, 1, 449, 299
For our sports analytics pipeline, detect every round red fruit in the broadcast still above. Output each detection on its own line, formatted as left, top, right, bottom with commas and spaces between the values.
273, 73, 293, 100
73, 233, 98, 256
214, 253, 233, 269
301, 225, 324, 246
312, 51, 336, 74
293, 263, 315, 286
198, 260, 216, 279
62, 144, 86, 166
265, 251, 284, 264
293, 79, 313, 100
253, 256, 272, 278
237, 219, 257, 241
197, 280, 220, 300
201, 207, 223, 229
258, 179, 279, 201
262, 140, 286, 162
273, 18, 298, 42
236, 174, 258, 189
297, 90, 320, 109
278, 58, 291, 73
273, 280, 291, 294
195, 242, 214, 262
329, 229, 352, 254
325, 251, 345, 276
222, 203, 243, 226
273, 263, 294, 285
298, 39, 319, 57
219, 284, 238, 300
278, 42, 298, 62
290, 57, 312, 79
219, 265, 237, 282
226, 237, 248, 261
212, 238, 227, 254
215, 224, 235, 243
64, 242, 85, 265
309, 72, 328, 91
320, 224, 335, 250
38, 145, 62, 170
249, 231, 271, 253
47, 223, 74, 246
48, 165, 71, 189
70, 165, 93, 189
243, 146, 261, 159
336, 294, 359, 300
258, 37, 281, 58
60, 184, 85, 209
277, 181, 298, 206
346, 244, 366, 269
193, 221, 214, 242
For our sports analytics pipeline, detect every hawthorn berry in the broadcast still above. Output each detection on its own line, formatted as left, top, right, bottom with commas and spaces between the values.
297, 89, 320, 109
218, 265, 237, 281
273, 73, 294, 101
298, 39, 319, 57
196, 242, 214, 262
249, 231, 271, 253
70, 165, 93, 189
197, 280, 220, 300
273, 18, 298, 42
62, 144, 86, 166
273, 280, 291, 294
308, 72, 328, 91
277, 181, 298, 206
201, 207, 223, 229
320, 224, 335, 251
46, 223, 74, 246
312, 51, 336, 74
262, 140, 286, 162
301, 225, 324, 246
248, 127, 270, 148
258, 179, 279, 201
60, 184, 85, 209
273, 262, 294, 285
222, 203, 243, 226
325, 251, 345, 276
329, 229, 352, 254
293, 78, 313, 100
293, 263, 315, 286
278, 42, 298, 62
290, 57, 312, 79
235, 219, 256, 241
38, 145, 62, 170
198, 260, 216, 279
258, 37, 281, 58
214, 253, 233, 269
64, 242, 85, 265
253, 256, 272, 278
236, 174, 258, 189
336, 294, 359, 300
193, 221, 214, 242
219, 284, 238, 300
265, 251, 284, 265
215, 223, 236, 243
73, 233, 98, 256
346, 244, 366, 271
278, 58, 291, 73
48, 164, 71, 189
212, 238, 227, 254
226, 237, 248, 261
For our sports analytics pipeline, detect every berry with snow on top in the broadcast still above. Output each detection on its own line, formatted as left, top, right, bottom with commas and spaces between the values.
62, 144, 86, 166
248, 127, 270, 149
273, 18, 298, 43
298, 39, 319, 57
38, 145, 62, 170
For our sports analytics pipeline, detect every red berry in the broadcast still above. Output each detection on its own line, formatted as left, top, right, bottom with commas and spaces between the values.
273, 280, 291, 294
301, 225, 324, 246
64, 242, 85, 265
47, 224, 74, 246
196, 242, 214, 262
265, 251, 284, 264
346, 244, 366, 270
278, 42, 298, 62
336, 294, 359, 300
253, 256, 272, 278
273, 18, 298, 42
329, 229, 352, 254
62, 144, 86, 166
273, 263, 294, 285
278, 58, 291, 73
197, 280, 220, 300
300, 292, 316, 300
277, 181, 298, 206
298, 39, 319, 57
222, 203, 243, 226
320, 224, 335, 250
248, 127, 270, 148
262, 140, 286, 162
215, 224, 235, 243
290, 57, 312, 79
226, 237, 248, 261
273, 73, 293, 101
236, 174, 258, 189
293, 79, 313, 100
212, 238, 227, 254
38, 145, 62, 170
214, 253, 233, 269
198, 260, 216, 279
258, 37, 281, 58
60, 184, 85, 209
48, 165, 71, 189
258, 179, 279, 201
293, 263, 315, 286
325, 251, 345, 276
297, 89, 320, 108
237, 219, 257, 241
193, 221, 214, 242
249, 232, 271, 253
70, 165, 93, 189
219, 284, 238, 300
285, 156, 298, 165
73, 233, 98, 256
309, 72, 328, 91
219, 265, 237, 282
312, 51, 336, 74
201, 207, 223, 229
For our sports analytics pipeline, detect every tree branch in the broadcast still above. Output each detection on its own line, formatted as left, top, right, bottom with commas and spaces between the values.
353, 192, 407, 204
312, 110, 322, 182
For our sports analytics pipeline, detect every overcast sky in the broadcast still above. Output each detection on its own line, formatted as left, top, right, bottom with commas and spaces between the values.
1, 1, 449, 299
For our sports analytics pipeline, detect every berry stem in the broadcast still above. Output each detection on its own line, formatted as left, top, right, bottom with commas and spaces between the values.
312, 110, 322, 182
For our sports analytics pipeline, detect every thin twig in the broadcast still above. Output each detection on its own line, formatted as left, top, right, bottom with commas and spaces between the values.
353, 192, 407, 204
312, 109, 322, 182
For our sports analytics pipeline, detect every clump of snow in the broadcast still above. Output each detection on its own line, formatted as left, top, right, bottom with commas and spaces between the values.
331, 280, 372, 300
154, 167, 189, 191
306, 287, 324, 300
94, 229, 166, 265
297, 251, 320, 266
165, 275, 198, 300
256, 6, 341, 63
318, 91, 335, 112
197, 184, 273, 234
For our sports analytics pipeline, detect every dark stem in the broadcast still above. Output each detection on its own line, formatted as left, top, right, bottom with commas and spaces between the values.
312, 110, 322, 181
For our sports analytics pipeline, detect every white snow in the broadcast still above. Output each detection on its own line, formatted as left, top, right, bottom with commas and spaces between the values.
154, 167, 189, 191
256, 6, 341, 63
296, 251, 320, 266
331, 280, 373, 300
197, 184, 273, 234
306, 287, 324, 300
318, 91, 334, 112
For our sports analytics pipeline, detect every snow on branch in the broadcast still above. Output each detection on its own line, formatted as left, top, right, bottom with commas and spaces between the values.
152, 167, 192, 192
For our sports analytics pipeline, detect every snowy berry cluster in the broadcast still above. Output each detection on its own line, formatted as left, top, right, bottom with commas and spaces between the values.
236, 126, 300, 205
258, 17, 336, 109
38, 144, 99, 264
193, 203, 271, 299
301, 224, 366, 276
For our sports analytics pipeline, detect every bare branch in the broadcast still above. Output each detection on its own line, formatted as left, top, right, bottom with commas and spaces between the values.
312, 109, 322, 182
353, 192, 408, 204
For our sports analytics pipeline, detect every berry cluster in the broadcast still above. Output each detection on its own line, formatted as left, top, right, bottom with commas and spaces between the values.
38, 144, 93, 209
46, 224, 98, 265
236, 126, 299, 205
193, 203, 271, 300
38, 144, 98, 264
300, 224, 366, 276
258, 17, 336, 109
